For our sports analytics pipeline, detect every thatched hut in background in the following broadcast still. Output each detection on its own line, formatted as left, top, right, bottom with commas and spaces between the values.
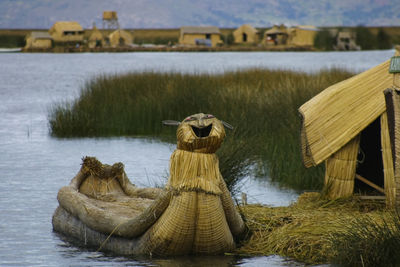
233, 24, 259, 44
299, 49, 400, 207
88, 26, 103, 48
264, 24, 288, 45
49, 21, 84, 45
287, 25, 318, 47
106, 29, 133, 47
179, 26, 222, 47
335, 31, 360, 51
24, 31, 53, 49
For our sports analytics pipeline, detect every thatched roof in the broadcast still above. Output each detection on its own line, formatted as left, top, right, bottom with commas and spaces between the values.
265, 25, 287, 35
180, 26, 220, 35
89, 27, 103, 41
27, 31, 52, 40
234, 24, 258, 34
50, 21, 83, 32
299, 59, 393, 168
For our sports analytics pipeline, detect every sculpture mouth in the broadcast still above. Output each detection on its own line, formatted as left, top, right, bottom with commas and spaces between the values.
191, 124, 212, 138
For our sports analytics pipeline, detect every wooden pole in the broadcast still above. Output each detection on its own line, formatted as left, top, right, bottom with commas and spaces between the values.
355, 174, 385, 194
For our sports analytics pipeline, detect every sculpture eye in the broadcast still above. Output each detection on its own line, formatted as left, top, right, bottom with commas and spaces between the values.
205, 114, 214, 118
184, 116, 196, 121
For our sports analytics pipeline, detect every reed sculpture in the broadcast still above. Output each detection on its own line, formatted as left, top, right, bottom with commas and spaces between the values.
52, 113, 247, 255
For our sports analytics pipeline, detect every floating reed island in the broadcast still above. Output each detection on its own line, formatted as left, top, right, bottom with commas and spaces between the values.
237, 193, 400, 266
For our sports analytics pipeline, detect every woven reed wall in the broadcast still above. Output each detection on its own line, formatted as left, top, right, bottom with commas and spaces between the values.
386, 89, 400, 206
384, 89, 400, 206
381, 112, 396, 207
324, 135, 360, 199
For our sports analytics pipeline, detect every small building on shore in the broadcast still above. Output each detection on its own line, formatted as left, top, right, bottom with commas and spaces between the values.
24, 31, 53, 49
335, 31, 360, 51
264, 24, 288, 45
299, 48, 400, 207
287, 25, 318, 47
233, 24, 259, 44
88, 26, 104, 48
49, 21, 84, 45
106, 29, 133, 47
179, 26, 222, 47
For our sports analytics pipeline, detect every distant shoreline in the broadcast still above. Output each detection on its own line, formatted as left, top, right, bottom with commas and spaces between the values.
2, 26, 400, 53
21, 45, 314, 53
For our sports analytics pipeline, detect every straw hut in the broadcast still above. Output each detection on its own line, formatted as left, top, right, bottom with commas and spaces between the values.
179, 26, 222, 47
233, 24, 259, 44
49, 21, 84, 44
287, 25, 318, 47
106, 29, 133, 47
299, 49, 400, 207
24, 31, 52, 49
264, 24, 288, 45
88, 26, 104, 48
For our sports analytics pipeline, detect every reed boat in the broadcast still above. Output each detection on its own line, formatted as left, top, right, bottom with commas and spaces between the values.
52, 113, 247, 256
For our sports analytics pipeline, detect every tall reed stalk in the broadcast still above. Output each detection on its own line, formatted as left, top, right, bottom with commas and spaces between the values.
49, 69, 353, 191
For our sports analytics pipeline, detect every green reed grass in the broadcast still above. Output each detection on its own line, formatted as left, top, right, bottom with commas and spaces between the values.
49, 68, 353, 191
329, 211, 400, 267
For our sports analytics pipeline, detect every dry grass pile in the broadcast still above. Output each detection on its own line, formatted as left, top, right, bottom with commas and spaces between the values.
236, 192, 389, 265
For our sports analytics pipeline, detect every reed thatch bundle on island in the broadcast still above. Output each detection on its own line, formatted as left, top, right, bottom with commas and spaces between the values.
88, 26, 103, 48
49, 21, 84, 43
299, 48, 400, 207
24, 31, 53, 49
107, 29, 133, 47
286, 25, 318, 47
179, 26, 222, 47
233, 24, 259, 44
52, 113, 247, 256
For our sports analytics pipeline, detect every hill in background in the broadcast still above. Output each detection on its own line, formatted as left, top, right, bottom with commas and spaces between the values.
1, 0, 400, 29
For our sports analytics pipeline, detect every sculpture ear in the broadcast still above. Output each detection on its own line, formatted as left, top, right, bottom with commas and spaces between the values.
162, 120, 181, 126
221, 120, 234, 130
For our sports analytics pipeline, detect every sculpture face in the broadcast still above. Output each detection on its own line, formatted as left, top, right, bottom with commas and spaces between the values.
176, 113, 226, 153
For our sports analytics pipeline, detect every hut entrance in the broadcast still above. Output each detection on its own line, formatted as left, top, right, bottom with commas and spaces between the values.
355, 117, 385, 195
242, 33, 247, 42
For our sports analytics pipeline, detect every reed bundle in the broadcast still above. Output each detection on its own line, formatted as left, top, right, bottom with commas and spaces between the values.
324, 135, 359, 199
236, 192, 390, 265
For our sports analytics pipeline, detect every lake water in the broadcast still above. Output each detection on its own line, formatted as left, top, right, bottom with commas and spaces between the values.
0, 50, 395, 266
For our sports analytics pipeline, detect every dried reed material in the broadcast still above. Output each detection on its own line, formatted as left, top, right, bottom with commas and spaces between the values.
137, 191, 235, 255
299, 59, 393, 167
168, 149, 222, 195
53, 114, 247, 256
236, 192, 389, 265
381, 112, 396, 207
385, 88, 400, 206
324, 135, 360, 199
56, 185, 157, 235
76, 156, 162, 199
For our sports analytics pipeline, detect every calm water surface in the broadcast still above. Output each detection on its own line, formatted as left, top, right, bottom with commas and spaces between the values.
0, 50, 394, 266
